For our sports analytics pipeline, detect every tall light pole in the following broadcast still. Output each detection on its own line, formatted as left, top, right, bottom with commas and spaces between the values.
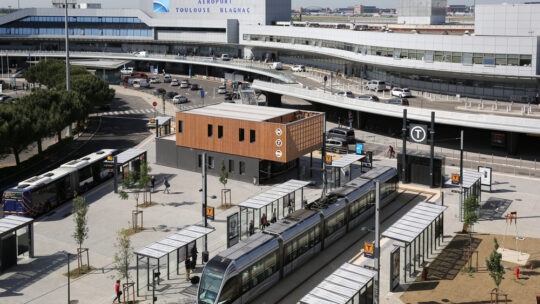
459, 130, 464, 222
374, 180, 380, 304
202, 152, 208, 256
62, 251, 72, 304
64, 0, 72, 137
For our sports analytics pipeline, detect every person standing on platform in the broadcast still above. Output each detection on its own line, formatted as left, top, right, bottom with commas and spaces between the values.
185, 257, 191, 281
249, 220, 255, 235
191, 245, 198, 270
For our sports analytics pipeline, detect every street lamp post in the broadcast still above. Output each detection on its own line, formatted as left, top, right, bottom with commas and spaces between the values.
64, 0, 72, 137
62, 251, 73, 304
360, 180, 380, 304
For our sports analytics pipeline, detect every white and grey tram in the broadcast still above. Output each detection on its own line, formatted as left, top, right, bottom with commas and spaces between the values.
197, 167, 398, 304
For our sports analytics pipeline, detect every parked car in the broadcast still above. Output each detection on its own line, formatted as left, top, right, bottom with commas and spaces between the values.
180, 80, 190, 88
337, 91, 355, 98
163, 74, 172, 83
357, 94, 379, 102
171, 79, 180, 86
120, 67, 134, 75
153, 88, 166, 96
271, 62, 283, 70
385, 97, 409, 106
134, 51, 148, 57
365, 80, 386, 91
166, 91, 177, 99
190, 83, 200, 90
221, 54, 231, 61
173, 95, 189, 104
325, 138, 348, 154
218, 85, 227, 94
224, 92, 234, 100
132, 78, 149, 88
149, 77, 160, 84
391, 88, 412, 98
0, 94, 13, 103
327, 127, 355, 144
291, 65, 306, 72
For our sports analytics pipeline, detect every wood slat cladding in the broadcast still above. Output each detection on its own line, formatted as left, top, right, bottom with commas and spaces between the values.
175, 107, 324, 163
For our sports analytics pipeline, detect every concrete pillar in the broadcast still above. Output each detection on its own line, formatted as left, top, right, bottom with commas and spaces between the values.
507, 132, 520, 155
266, 92, 282, 107
356, 111, 366, 129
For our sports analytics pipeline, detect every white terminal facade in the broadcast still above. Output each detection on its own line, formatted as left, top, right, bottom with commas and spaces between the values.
0, 0, 539, 100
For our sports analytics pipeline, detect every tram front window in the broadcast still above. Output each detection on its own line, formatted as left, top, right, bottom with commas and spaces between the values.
198, 259, 229, 304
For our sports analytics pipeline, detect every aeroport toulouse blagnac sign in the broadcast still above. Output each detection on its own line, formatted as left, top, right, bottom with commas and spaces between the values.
154, 0, 252, 14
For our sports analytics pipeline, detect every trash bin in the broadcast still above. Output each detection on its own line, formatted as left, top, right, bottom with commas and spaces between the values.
421, 267, 429, 281
202, 251, 209, 263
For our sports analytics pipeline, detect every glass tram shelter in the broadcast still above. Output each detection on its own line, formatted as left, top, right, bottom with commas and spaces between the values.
147, 116, 172, 137
0, 215, 34, 273
326, 154, 365, 191
445, 170, 482, 221
134, 225, 214, 297
381, 202, 447, 286
299, 262, 376, 304
238, 179, 311, 239
104, 148, 147, 192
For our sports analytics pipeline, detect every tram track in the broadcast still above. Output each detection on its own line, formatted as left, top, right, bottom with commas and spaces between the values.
261, 189, 434, 304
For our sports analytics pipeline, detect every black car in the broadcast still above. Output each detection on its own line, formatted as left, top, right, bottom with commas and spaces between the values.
385, 97, 409, 106
224, 92, 234, 100
190, 83, 200, 91
327, 127, 355, 144
166, 91, 177, 99
154, 88, 166, 96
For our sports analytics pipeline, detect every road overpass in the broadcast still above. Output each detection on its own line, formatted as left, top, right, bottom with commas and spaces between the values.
251, 80, 540, 135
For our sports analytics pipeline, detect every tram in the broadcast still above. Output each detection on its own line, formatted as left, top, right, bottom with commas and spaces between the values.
1, 149, 117, 217
197, 166, 398, 304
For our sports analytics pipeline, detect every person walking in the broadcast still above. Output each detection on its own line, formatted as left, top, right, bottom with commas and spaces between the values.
163, 177, 170, 194
536, 91, 539, 105
260, 213, 267, 230
191, 245, 198, 270
271, 208, 277, 223
287, 201, 292, 214
249, 219, 255, 235
113, 280, 122, 303
150, 176, 156, 193
185, 257, 191, 281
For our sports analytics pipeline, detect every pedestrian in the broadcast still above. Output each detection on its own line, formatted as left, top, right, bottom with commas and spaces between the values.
191, 245, 198, 270
287, 201, 292, 214
249, 219, 255, 235
271, 208, 277, 223
185, 257, 191, 281
163, 177, 170, 194
150, 176, 156, 193
113, 280, 122, 303
536, 91, 539, 104
261, 213, 268, 230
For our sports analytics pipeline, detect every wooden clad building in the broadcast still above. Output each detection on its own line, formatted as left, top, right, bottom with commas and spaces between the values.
157, 103, 324, 184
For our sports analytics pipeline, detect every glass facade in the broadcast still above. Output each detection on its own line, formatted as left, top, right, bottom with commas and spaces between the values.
244, 34, 533, 67
0, 16, 152, 37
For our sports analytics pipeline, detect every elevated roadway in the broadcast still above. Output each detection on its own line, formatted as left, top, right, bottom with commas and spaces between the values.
2, 50, 297, 84
251, 80, 540, 135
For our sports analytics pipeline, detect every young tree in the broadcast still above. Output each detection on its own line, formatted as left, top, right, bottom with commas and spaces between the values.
138, 161, 152, 206
219, 160, 228, 189
485, 238, 505, 290
463, 195, 479, 233
72, 194, 89, 273
118, 161, 152, 230
112, 226, 134, 302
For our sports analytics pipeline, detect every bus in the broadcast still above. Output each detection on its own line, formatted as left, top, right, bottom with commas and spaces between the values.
1, 149, 117, 218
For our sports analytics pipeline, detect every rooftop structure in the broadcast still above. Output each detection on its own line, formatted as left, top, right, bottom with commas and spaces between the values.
398, 0, 447, 25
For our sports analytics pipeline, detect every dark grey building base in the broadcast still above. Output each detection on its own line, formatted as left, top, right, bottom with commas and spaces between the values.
156, 139, 297, 185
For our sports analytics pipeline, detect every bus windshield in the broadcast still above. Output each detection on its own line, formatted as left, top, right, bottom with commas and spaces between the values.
198, 259, 228, 304
3, 190, 23, 200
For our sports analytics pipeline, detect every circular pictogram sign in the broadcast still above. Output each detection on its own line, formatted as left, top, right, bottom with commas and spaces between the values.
275, 128, 283, 136
275, 150, 282, 158
275, 139, 283, 147
410, 125, 427, 143
152, 101, 157, 107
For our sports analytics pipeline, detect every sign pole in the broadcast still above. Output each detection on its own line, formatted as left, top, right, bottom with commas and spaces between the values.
430, 112, 435, 188
402, 109, 407, 183
459, 130, 464, 222
202, 152, 208, 254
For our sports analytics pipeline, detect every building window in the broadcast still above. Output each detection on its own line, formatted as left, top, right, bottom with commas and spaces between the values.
250, 130, 256, 143
218, 125, 223, 139
239, 161, 245, 175
208, 124, 213, 137
178, 120, 183, 133
208, 156, 215, 169
198, 155, 202, 168
229, 160, 234, 173
239, 128, 245, 142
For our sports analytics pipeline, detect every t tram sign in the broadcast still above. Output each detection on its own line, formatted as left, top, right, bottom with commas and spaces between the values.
409, 124, 428, 144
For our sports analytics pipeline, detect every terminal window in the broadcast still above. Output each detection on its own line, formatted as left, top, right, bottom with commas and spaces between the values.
239, 128, 245, 142
218, 125, 223, 139
208, 124, 213, 137
229, 160, 235, 173
250, 130, 256, 143
239, 161, 245, 175
178, 120, 183, 133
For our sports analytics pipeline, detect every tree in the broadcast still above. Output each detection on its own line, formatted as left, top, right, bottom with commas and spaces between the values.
69, 73, 115, 107
463, 195, 479, 232
219, 160, 228, 189
72, 194, 89, 273
112, 226, 134, 302
118, 161, 152, 230
0, 104, 35, 166
485, 238, 505, 290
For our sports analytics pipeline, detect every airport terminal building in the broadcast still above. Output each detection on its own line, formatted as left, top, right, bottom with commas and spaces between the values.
0, 0, 539, 100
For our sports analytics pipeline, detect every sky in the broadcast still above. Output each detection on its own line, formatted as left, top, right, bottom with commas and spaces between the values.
0, 0, 529, 9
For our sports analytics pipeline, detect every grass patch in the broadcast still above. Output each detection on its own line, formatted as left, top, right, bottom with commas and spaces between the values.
460, 267, 476, 278
138, 202, 158, 209
64, 265, 95, 279
121, 226, 143, 236
512, 278, 525, 286
217, 204, 235, 210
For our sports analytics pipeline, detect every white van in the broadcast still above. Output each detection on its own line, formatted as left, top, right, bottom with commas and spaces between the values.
365, 80, 386, 92
221, 54, 231, 61
271, 62, 283, 70
134, 51, 148, 57
132, 79, 149, 88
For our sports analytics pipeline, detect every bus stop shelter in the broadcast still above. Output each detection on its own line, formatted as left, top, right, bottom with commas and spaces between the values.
299, 263, 376, 304
445, 170, 482, 221
0, 215, 34, 273
326, 154, 365, 190
382, 202, 447, 284
238, 179, 311, 239
105, 149, 147, 192
147, 116, 172, 137
134, 225, 214, 297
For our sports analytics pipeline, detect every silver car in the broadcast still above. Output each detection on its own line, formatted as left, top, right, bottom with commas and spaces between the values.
171, 79, 180, 86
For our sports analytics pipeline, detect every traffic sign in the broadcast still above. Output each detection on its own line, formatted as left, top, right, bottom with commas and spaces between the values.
364, 242, 374, 258
330, 72, 334, 79
451, 174, 460, 185
356, 144, 363, 155
409, 124, 428, 144
206, 206, 215, 220
325, 155, 333, 165
200, 90, 205, 99
152, 101, 157, 107
324, 75, 328, 83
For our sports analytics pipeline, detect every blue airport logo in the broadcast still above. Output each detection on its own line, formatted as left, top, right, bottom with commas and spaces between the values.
154, 0, 170, 13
